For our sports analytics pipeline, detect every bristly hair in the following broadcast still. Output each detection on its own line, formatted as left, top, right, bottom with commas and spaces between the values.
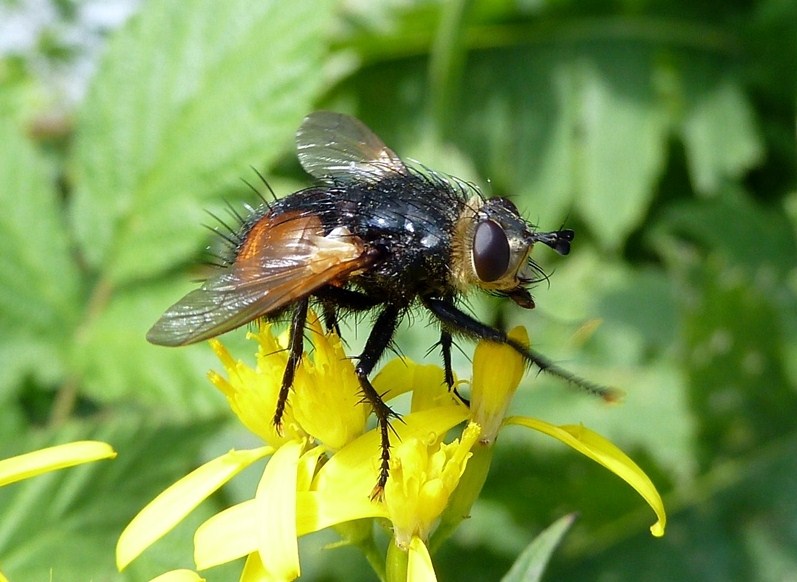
201, 169, 283, 269
523, 256, 550, 286
409, 161, 484, 202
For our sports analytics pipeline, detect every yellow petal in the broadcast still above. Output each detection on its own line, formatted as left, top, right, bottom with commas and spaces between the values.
295, 490, 387, 535
371, 357, 420, 402
194, 483, 387, 571
256, 439, 303, 580
296, 446, 325, 492
372, 358, 458, 413
408, 536, 437, 582
470, 327, 528, 443
148, 570, 205, 582
314, 405, 469, 500
505, 417, 666, 537
240, 552, 270, 582
195, 501, 258, 569
0, 441, 116, 487
117, 446, 272, 570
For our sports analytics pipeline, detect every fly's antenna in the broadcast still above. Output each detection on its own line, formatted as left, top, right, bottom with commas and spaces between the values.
530, 229, 574, 256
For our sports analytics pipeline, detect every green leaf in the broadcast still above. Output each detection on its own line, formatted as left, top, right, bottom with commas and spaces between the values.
679, 254, 797, 468
343, 18, 762, 250
655, 189, 797, 275
679, 58, 763, 194
73, 280, 237, 416
0, 416, 223, 580
0, 87, 82, 389
453, 41, 676, 249
575, 48, 669, 250
71, 0, 335, 285
501, 513, 577, 582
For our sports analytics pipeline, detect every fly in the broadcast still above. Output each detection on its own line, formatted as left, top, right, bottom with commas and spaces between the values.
148, 112, 614, 498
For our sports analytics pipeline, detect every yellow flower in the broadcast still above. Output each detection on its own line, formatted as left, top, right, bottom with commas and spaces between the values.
470, 327, 528, 444
383, 424, 482, 581
208, 326, 302, 445
193, 407, 469, 575
291, 318, 369, 450
117, 313, 370, 579
122, 315, 665, 582
385, 424, 481, 548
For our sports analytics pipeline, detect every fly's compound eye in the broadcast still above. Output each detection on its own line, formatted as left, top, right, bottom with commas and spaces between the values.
473, 220, 511, 282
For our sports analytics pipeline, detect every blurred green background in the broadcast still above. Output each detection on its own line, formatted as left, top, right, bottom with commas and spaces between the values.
1, 0, 796, 580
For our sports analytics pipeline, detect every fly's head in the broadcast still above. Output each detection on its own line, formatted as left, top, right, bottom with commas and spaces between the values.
454, 196, 574, 309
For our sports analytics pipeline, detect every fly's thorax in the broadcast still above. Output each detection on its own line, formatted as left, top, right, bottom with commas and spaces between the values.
451, 195, 534, 295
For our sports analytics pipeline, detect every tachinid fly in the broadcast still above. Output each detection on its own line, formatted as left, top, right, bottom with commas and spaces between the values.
148, 111, 614, 498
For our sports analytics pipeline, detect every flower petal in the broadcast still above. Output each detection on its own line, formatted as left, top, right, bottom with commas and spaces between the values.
505, 417, 666, 537
371, 357, 419, 402
240, 552, 269, 582
296, 445, 325, 492
470, 327, 528, 443
296, 490, 387, 535
194, 482, 386, 571
314, 406, 469, 500
256, 439, 303, 580
147, 569, 205, 582
372, 357, 455, 413
195, 501, 258, 568
0, 441, 116, 487
408, 536, 437, 582
117, 446, 272, 570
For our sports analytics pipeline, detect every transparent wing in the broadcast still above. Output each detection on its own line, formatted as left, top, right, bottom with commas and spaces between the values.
147, 213, 373, 346
296, 111, 407, 183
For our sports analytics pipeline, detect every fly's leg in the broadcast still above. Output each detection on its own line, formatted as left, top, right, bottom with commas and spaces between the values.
274, 298, 308, 431
440, 329, 454, 389
423, 297, 621, 402
355, 305, 402, 500
439, 328, 470, 405
438, 296, 469, 404
322, 303, 341, 337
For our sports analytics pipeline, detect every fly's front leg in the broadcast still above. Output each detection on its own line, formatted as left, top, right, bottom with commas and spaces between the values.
440, 328, 470, 406
423, 297, 619, 401
274, 298, 308, 431
440, 329, 454, 389
355, 305, 402, 500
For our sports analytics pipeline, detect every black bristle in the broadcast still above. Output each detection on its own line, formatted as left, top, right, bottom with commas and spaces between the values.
251, 165, 278, 202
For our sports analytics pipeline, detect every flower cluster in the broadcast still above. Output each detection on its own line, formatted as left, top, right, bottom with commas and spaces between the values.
112, 314, 665, 581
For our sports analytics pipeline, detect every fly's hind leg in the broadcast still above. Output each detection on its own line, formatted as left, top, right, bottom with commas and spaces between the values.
274, 298, 309, 431
355, 305, 402, 500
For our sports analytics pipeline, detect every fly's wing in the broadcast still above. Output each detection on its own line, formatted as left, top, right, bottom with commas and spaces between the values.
296, 111, 407, 183
147, 212, 373, 346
